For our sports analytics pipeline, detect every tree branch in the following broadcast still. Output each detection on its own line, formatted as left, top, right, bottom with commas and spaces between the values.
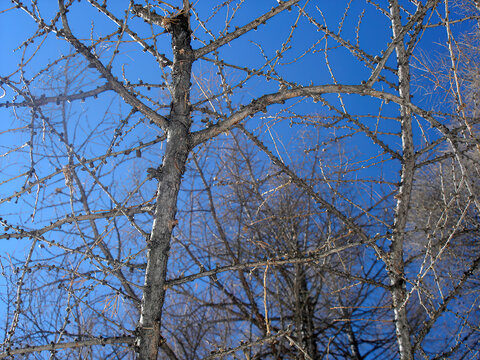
194, 0, 301, 59
58, 0, 169, 131
0, 336, 135, 359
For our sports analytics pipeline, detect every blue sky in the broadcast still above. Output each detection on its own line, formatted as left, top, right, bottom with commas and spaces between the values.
0, 0, 478, 357
0, 0, 453, 316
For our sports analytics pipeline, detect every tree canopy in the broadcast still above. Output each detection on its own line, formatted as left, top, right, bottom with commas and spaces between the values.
1, 0, 480, 359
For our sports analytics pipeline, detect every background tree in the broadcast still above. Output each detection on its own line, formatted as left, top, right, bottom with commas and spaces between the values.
1, 0, 480, 359
407, 4, 480, 356
169, 132, 391, 359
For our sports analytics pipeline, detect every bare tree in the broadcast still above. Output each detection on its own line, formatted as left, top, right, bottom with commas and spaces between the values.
1, 0, 480, 359
408, 6, 480, 356
168, 132, 391, 359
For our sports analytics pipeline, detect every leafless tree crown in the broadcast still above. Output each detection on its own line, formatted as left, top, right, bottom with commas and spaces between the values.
1, 0, 480, 359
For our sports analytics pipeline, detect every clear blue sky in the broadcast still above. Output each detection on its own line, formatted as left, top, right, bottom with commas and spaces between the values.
0, 1, 475, 357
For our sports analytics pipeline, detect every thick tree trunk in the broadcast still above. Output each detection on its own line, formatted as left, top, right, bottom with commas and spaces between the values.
136, 11, 193, 360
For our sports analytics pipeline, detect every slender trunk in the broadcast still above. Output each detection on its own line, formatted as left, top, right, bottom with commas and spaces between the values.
294, 264, 317, 359
136, 10, 193, 360
338, 302, 362, 360
388, 1, 415, 359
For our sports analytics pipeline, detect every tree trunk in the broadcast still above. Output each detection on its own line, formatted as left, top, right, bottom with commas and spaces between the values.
294, 264, 317, 359
388, 1, 415, 359
136, 10, 193, 360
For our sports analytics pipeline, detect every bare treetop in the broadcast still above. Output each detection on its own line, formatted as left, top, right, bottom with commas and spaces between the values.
1, 0, 480, 359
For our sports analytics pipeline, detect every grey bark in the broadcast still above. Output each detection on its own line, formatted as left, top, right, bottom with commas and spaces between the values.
135, 9, 194, 360
387, 1, 420, 359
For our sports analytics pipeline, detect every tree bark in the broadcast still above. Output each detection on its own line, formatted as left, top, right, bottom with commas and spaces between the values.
135, 10, 194, 360
294, 264, 317, 359
388, 1, 416, 359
